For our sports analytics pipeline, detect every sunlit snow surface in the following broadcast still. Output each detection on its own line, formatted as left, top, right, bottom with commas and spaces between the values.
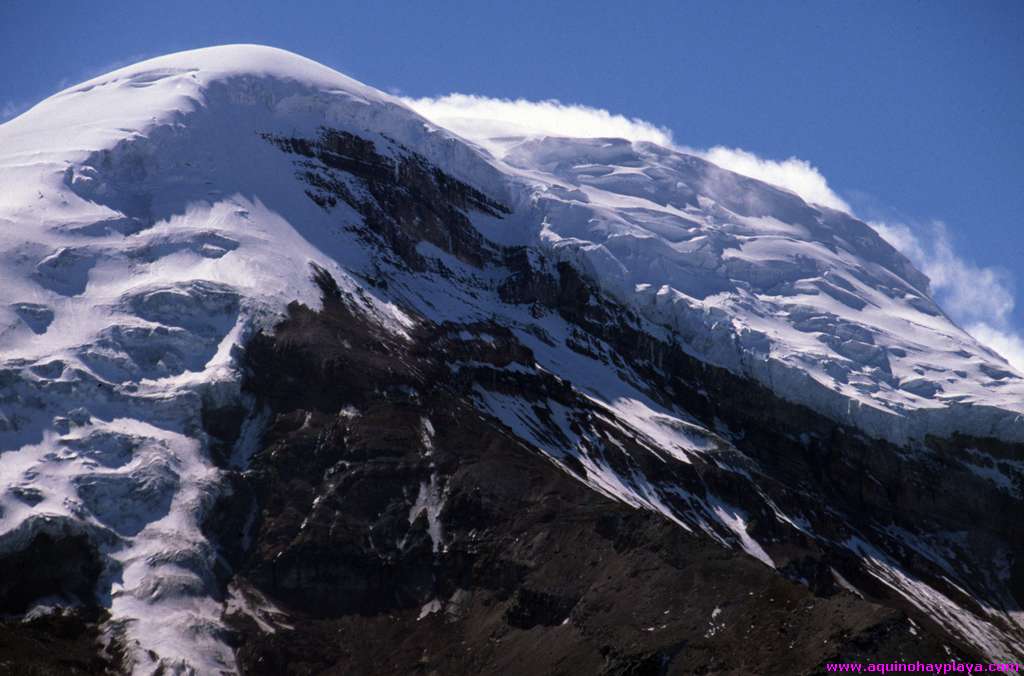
475, 136, 1024, 443
0, 45, 1022, 671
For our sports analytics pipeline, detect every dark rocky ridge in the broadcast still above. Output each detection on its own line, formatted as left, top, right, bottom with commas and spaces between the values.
262, 128, 510, 272
222, 273, 971, 674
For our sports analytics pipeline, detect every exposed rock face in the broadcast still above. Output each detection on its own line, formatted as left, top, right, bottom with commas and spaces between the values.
0, 528, 115, 674
223, 277, 971, 674
261, 128, 510, 272
0, 610, 114, 675
0, 531, 103, 615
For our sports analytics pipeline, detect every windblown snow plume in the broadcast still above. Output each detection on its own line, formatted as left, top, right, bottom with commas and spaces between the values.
403, 94, 849, 211
402, 93, 675, 148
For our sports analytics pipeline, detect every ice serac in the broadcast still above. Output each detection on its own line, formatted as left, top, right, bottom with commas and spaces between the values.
0, 45, 1022, 673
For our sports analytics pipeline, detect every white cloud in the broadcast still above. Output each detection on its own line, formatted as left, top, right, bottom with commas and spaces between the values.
1, 100, 25, 123
402, 93, 674, 148
966, 323, 1024, 373
872, 220, 1024, 372
699, 146, 850, 212
402, 93, 850, 211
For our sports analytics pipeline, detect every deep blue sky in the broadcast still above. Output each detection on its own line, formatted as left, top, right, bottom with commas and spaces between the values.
2, 0, 1022, 330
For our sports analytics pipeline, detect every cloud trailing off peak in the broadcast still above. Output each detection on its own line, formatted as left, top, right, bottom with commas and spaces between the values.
402, 93, 675, 148
699, 146, 851, 212
872, 220, 1024, 372
402, 93, 850, 212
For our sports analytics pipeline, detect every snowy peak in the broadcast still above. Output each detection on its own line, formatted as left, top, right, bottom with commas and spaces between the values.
0, 45, 1023, 673
4, 44, 384, 145
1, 45, 506, 213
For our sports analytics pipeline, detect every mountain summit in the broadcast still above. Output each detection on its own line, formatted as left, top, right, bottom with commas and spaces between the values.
0, 45, 1022, 674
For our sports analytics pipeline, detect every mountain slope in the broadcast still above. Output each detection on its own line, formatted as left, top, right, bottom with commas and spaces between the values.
0, 45, 1021, 674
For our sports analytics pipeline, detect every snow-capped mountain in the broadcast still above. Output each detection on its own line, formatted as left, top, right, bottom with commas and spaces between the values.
0, 45, 1021, 674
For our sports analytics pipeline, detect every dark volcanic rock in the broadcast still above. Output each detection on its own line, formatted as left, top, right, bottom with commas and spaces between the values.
0, 532, 103, 615
262, 128, 510, 272
0, 609, 114, 675
219, 271, 975, 675
0, 532, 113, 674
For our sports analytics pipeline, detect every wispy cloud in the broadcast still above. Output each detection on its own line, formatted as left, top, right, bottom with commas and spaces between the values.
699, 146, 850, 212
402, 93, 674, 148
45, 53, 154, 97
401, 93, 1022, 370
77, 53, 154, 83
870, 221, 1015, 326
3, 53, 155, 125
871, 220, 1023, 371
966, 324, 1024, 373
0, 100, 28, 123
401, 93, 849, 209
